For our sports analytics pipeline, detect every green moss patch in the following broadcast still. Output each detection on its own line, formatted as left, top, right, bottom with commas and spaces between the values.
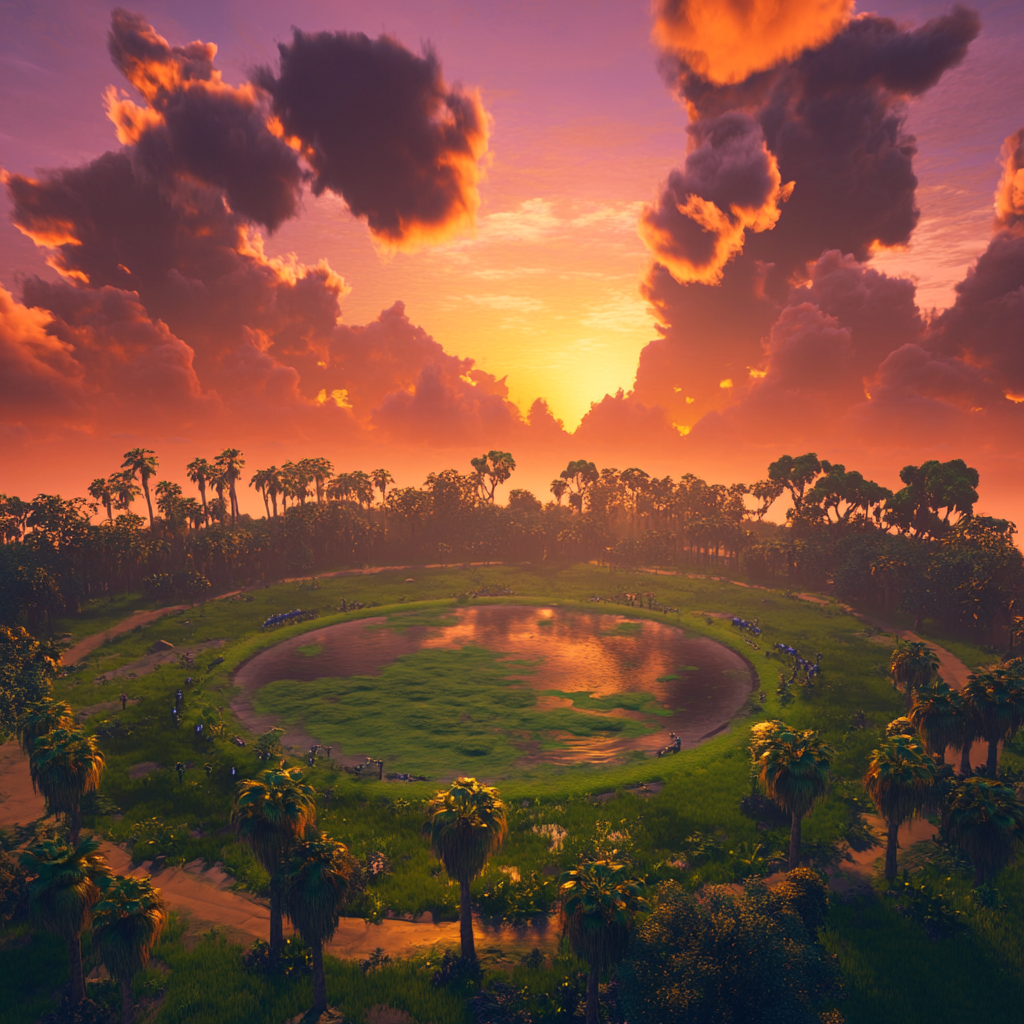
252, 644, 659, 777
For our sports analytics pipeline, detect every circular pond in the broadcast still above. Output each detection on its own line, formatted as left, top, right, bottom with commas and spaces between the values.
232, 605, 755, 777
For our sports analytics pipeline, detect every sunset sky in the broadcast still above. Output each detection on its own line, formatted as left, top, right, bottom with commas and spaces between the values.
1, 1, 1022, 521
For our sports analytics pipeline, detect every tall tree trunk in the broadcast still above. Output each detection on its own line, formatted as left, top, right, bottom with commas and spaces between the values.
585, 964, 600, 1024
69, 935, 85, 1003
459, 875, 476, 961
960, 739, 973, 776
884, 816, 900, 882
121, 976, 135, 1024
788, 810, 802, 870
142, 482, 154, 529
269, 878, 284, 955
987, 736, 999, 776
312, 942, 327, 1014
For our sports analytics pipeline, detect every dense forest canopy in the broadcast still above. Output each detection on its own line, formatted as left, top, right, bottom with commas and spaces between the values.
1, 449, 1021, 646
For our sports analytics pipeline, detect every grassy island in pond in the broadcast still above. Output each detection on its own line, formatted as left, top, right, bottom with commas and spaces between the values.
236, 604, 754, 775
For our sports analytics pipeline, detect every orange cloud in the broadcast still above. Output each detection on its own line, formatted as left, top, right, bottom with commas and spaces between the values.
652, 0, 853, 85
994, 129, 1024, 231
638, 112, 793, 284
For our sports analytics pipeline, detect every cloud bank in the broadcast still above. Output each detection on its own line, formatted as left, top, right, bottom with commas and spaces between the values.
1, 5, 1021, 522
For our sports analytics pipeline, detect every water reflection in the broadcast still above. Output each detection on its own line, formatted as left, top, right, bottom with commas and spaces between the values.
234, 605, 755, 764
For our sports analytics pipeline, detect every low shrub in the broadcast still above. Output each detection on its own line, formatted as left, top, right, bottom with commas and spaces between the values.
242, 938, 312, 977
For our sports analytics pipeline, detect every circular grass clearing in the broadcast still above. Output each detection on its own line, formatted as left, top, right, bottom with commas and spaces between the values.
232, 605, 756, 778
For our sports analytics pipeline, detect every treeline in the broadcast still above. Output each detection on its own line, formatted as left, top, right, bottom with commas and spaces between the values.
1, 448, 1021, 643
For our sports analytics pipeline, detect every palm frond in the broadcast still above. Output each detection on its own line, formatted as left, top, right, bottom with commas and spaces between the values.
93, 875, 167, 984
425, 777, 508, 883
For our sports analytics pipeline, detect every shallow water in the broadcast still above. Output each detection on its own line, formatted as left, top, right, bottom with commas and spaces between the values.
234, 605, 755, 765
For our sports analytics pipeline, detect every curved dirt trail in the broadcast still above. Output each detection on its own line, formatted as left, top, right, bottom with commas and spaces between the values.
0, 742, 552, 959
63, 606, 190, 666
61, 561, 503, 667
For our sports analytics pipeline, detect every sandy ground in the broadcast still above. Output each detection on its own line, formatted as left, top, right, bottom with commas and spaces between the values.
0, 740, 554, 959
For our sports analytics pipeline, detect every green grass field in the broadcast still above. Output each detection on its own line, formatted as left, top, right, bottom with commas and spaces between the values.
3, 562, 1020, 1023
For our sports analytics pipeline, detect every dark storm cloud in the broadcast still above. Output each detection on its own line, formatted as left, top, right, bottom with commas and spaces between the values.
631, 7, 981, 427
106, 9, 305, 231
638, 112, 793, 284
254, 29, 490, 249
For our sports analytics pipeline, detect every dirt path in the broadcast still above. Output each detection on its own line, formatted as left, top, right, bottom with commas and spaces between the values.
63, 606, 190, 666
61, 562, 504, 667
0, 742, 552, 960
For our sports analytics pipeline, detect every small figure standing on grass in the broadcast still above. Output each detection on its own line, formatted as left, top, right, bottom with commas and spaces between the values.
204, 763, 213, 780
195, 722, 203, 738
175, 761, 185, 784
231, 766, 237, 779
176, 689, 184, 707
119, 692, 128, 711
171, 707, 179, 727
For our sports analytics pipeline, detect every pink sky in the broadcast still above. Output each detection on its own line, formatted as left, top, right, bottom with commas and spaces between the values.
1, 1, 1022, 521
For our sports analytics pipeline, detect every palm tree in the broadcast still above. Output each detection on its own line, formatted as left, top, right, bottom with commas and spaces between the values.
301, 458, 334, 503
909, 679, 963, 762
88, 478, 115, 522
121, 449, 158, 528
20, 835, 110, 1004
946, 777, 1024, 884
954, 699, 982, 777
214, 449, 245, 521
249, 469, 273, 518
17, 698, 73, 756
350, 470, 374, 508
425, 777, 507, 961
282, 461, 311, 506
185, 457, 214, 525
326, 471, 353, 503
863, 737, 936, 881
232, 766, 316, 956
209, 468, 228, 523
109, 470, 141, 515
559, 860, 645, 1024
962, 668, 1024, 775
890, 639, 940, 712
758, 727, 833, 869
93, 875, 167, 1024
263, 466, 282, 517
283, 832, 358, 1015
371, 468, 394, 506
30, 727, 105, 843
